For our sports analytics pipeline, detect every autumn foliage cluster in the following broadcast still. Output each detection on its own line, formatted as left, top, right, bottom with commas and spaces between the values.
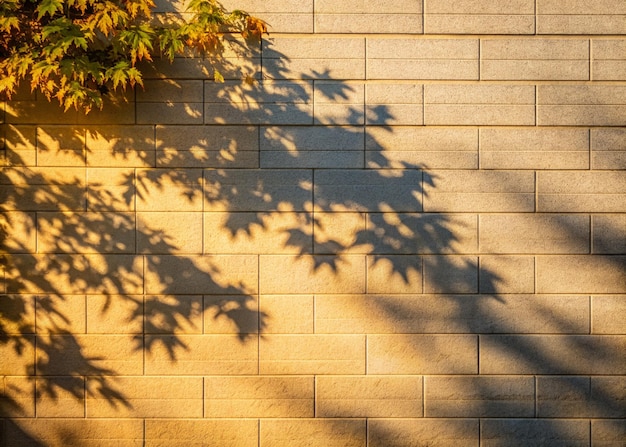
0, 0, 266, 112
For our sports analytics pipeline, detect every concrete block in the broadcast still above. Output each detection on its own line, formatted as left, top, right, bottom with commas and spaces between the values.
317, 375, 422, 417
145, 334, 258, 375
204, 169, 313, 212
315, 0, 420, 14
424, 255, 478, 293
1, 125, 37, 166
368, 334, 478, 374
368, 419, 479, 447
259, 255, 365, 294
141, 55, 260, 81
36, 126, 86, 167
137, 80, 203, 103
145, 254, 258, 295
144, 295, 203, 334
35, 377, 84, 417
203, 295, 259, 335
480, 335, 626, 374
365, 213, 478, 255
367, 255, 422, 294
593, 215, 626, 254
6, 255, 96, 294
479, 214, 590, 254
260, 295, 314, 334
260, 126, 364, 168
86, 295, 144, 334
593, 39, 626, 80
35, 334, 143, 375
367, 39, 479, 80
6, 100, 79, 125
86, 126, 156, 168
424, 376, 534, 417
592, 296, 626, 334
137, 102, 203, 125
260, 335, 365, 374
592, 420, 626, 447
156, 125, 258, 169
424, 170, 535, 212
538, 171, 626, 212
87, 168, 134, 211
0, 335, 34, 375
135, 168, 203, 212
262, 37, 366, 79
537, 376, 626, 417
367, 127, 478, 169
316, 13, 422, 34
205, 80, 313, 125
137, 212, 203, 254
0, 169, 86, 211
425, 0, 534, 33
316, 294, 589, 334
86, 376, 203, 418
313, 212, 366, 254
537, 0, 626, 34
260, 149, 363, 169
481, 419, 589, 447
36, 295, 86, 334
424, 85, 535, 125
592, 128, 626, 169
204, 212, 312, 254
204, 376, 314, 417
4, 419, 144, 447
260, 418, 366, 447
538, 85, 626, 126
315, 169, 423, 213
0, 294, 35, 334
479, 256, 535, 294
82, 254, 144, 295
537, 255, 626, 293
314, 82, 364, 125
365, 84, 423, 125
481, 39, 589, 80
76, 95, 136, 125
0, 376, 34, 417
0, 212, 36, 253
480, 127, 589, 170
425, 14, 534, 34
37, 212, 136, 254
145, 419, 259, 447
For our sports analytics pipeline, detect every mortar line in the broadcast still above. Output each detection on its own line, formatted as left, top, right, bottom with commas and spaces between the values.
422, 0, 425, 34
534, 0, 537, 35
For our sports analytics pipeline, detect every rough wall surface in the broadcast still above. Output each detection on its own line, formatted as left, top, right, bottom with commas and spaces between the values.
1, 0, 625, 446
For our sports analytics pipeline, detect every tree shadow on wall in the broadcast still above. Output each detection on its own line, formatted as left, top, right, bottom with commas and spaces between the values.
1, 34, 624, 447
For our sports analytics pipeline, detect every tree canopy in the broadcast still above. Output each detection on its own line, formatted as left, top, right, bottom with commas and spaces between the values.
0, 0, 267, 112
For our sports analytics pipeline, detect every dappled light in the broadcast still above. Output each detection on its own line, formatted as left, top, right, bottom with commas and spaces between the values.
1, 2, 626, 446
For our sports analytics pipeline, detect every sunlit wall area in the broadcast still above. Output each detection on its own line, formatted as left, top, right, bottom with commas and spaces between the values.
1, 0, 625, 446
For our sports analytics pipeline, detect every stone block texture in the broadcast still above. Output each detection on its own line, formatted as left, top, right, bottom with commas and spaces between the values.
0, 1, 624, 446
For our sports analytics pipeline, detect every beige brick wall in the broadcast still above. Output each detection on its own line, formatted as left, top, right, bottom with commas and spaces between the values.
1, 1, 625, 446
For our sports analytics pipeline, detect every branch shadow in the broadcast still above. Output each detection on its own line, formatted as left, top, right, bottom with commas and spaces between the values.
0, 25, 624, 447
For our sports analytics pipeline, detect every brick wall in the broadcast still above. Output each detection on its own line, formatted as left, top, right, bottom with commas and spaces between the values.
1, 0, 625, 445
